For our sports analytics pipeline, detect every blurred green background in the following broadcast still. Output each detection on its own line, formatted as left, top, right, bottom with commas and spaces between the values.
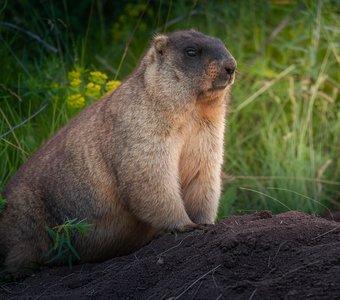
0, 0, 339, 218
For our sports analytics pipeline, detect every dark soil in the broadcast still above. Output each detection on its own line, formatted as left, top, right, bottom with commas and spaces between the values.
1, 211, 340, 299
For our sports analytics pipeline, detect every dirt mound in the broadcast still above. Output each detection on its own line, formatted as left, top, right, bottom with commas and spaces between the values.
1, 211, 340, 299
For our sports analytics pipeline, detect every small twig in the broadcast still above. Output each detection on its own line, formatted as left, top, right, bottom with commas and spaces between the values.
189, 281, 203, 300
311, 226, 340, 240
268, 241, 287, 267
0, 137, 29, 156
239, 187, 292, 211
222, 174, 340, 186
211, 268, 219, 288
34, 272, 76, 299
268, 15, 291, 44
157, 232, 194, 258
280, 260, 320, 278
0, 83, 23, 102
155, 9, 199, 32
235, 65, 296, 111
114, 0, 151, 79
248, 289, 257, 300
0, 104, 48, 140
0, 107, 26, 157
95, 55, 118, 75
172, 264, 221, 300
0, 21, 58, 53
0, 282, 29, 295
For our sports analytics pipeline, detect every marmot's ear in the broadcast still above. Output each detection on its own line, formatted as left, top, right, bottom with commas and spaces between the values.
153, 34, 168, 56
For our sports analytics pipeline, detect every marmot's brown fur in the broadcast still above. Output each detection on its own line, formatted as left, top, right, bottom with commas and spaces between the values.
0, 30, 236, 271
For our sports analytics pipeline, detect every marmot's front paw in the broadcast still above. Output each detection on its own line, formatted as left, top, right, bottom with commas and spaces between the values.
173, 223, 209, 233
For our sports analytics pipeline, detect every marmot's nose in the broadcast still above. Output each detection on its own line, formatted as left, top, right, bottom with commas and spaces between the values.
224, 57, 237, 75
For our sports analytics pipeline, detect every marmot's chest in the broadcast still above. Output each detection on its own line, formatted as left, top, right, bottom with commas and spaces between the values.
179, 117, 224, 189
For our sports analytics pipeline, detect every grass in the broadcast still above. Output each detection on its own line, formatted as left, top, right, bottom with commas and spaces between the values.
0, 0, 339, 219
46, 218, 92, 266
0, 195, 5, 211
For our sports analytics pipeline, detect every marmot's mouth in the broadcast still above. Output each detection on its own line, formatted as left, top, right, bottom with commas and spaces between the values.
210, 75, 234, 91
210, 80, 230, 91
209, 85, 227, 92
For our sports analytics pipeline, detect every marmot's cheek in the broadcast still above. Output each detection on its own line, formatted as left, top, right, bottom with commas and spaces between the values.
198, 75, 213, 95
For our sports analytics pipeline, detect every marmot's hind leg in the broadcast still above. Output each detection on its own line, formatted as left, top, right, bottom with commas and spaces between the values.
0, 193, 51, 272
4, 240, 46, 272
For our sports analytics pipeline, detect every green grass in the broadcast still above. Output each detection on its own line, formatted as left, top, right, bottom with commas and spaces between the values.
46, 218, 92, 266
0, 195, 5, 211
0, 0, 339, 218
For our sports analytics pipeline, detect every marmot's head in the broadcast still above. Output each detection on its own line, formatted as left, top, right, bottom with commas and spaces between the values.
143, 30, 236, 105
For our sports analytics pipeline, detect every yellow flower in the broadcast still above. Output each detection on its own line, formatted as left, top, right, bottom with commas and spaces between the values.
86, 82, 101, 97
106, 80, 121, 92
89, 71, 108, 85
68, 71, 81, 81
70, 78, 82, 87
67, 94, 85, 108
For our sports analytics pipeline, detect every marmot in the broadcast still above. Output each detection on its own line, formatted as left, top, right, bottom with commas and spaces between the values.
0, 30, 236, 271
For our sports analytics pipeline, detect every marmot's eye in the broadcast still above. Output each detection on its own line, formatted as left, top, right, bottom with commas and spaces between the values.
185, 48, 197, 57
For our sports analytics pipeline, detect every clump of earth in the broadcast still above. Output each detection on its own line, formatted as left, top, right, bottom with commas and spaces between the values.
1, 211, 339, 299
